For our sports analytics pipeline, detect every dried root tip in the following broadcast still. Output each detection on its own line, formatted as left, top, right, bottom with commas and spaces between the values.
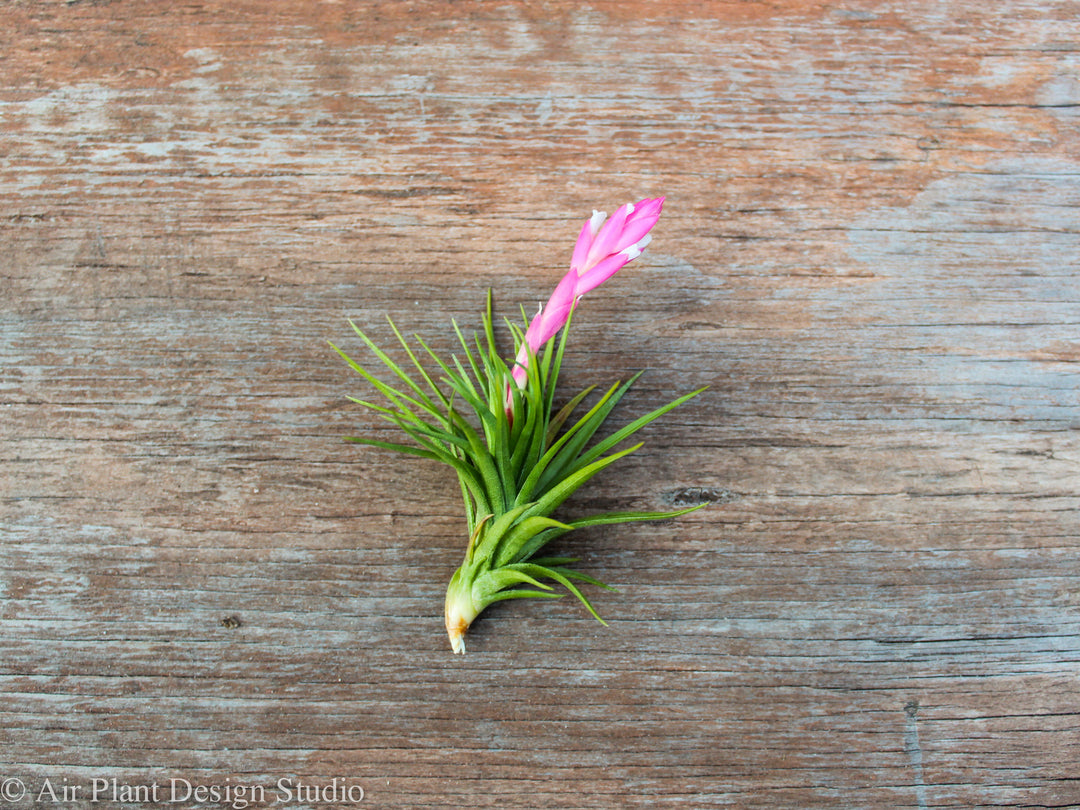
446, 611, 469, 654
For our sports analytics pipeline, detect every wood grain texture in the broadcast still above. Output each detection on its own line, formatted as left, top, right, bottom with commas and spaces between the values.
2, 1, 1078, 808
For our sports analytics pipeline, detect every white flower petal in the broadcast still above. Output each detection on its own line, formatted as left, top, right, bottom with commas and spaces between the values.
620, 233, 651, 260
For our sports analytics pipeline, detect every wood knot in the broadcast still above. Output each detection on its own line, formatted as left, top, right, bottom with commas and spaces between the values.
661, 487, 738, 507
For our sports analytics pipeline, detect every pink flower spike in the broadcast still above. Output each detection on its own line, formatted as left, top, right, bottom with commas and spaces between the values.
506, 196, 665, 414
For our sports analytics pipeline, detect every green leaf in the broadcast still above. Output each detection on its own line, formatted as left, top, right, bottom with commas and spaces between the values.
473, 567, 556, 611
539, 566, 617, 592
534, 374, 643, 494
523, 442, 643, 523
507, 524, 565, 565
385, 317, 452, 411
344, 435, 439, 460
509, 505, 710, 567
563, 503, 709, 530
346, 396, 471, 452
348, 320, 443, 417
508, 383, 542, 484
508, 563, 609, 624
545, 384, 597, 446
518, 380, 625, 502
563, 386, 708, 480
452, 318, 484, 393
528, 556, 580, 567
483, 588, 564, 604
491, 515, 575, 569
544, 305, 574, 419
473, 503, 533, 559
334, 333, 447, 427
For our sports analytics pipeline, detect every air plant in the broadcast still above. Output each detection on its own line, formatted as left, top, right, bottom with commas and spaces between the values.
332, 197, 705, 653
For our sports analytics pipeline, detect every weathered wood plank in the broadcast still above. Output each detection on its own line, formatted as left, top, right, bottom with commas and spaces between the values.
2, 1, 1078, 807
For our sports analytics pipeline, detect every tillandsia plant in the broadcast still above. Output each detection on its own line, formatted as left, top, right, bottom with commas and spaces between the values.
332, 197, 706, 653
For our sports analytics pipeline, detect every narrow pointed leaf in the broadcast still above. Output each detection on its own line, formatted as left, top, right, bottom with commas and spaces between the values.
566, 386, 708, 478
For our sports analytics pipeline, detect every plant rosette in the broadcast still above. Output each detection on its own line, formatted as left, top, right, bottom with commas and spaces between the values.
332, 197, 706, 653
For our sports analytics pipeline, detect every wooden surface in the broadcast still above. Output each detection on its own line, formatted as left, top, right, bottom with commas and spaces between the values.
2, 1, 1079, 807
